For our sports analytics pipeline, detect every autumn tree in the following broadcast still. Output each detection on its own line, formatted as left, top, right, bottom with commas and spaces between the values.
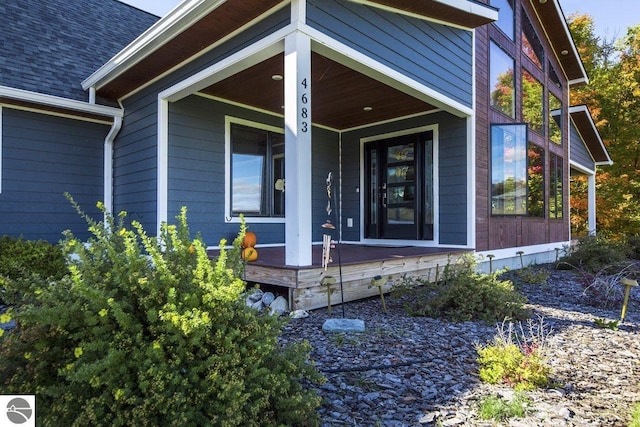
568, 15, 640, 238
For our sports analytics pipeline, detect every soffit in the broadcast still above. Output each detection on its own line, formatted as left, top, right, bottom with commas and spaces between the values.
95, 0, 282, 100
530, 0, 587, 84
201, 52, 438, 130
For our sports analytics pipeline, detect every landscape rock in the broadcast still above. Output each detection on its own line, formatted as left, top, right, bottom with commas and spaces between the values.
279, 265, 640, 426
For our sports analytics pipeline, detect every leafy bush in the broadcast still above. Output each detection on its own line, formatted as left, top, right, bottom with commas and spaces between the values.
625, 235, 640, 260
478, 392, 530, 421
0, 201, 323, 426
0, 236, 66, 305
630, 401, 640, 427
476, 318, 551, 390
393, 255, 530, 323
560, 235, 630, 273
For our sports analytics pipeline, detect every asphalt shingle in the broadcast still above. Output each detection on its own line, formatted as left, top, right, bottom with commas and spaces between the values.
0, 0, 159, 102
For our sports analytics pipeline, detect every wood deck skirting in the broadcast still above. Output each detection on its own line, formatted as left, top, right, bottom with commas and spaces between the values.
237, 244, 470, 311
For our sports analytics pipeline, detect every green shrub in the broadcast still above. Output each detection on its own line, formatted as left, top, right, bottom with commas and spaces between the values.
560, 235, 630, 274
0, 201, 323, 426
630, 401, 640, 427
0, 236, 66, 305
478, 392, 530, 421
393, 255, 530, 323
625, 235, 640, 260
476, 318, 551, 391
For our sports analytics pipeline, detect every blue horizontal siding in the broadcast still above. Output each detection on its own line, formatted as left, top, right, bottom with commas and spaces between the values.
570, 121, 595, 171
166, 96, 339, 247
0, 108, 106, 242
307, 0, 473, 108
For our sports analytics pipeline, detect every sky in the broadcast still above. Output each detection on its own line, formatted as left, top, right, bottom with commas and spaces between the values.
120, 0, 640, 41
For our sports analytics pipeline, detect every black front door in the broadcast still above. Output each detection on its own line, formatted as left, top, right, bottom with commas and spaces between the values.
364, 132, 433, 240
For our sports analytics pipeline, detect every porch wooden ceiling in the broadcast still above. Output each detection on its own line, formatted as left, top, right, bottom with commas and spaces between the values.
96, 0, 282, 100
200, 52, 437, 130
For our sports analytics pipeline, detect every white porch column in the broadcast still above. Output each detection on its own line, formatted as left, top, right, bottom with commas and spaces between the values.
284, 31, 313, 266
588, 173, 596, 235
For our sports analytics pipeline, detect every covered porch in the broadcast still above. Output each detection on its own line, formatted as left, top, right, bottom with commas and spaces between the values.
241, 244, 468, 310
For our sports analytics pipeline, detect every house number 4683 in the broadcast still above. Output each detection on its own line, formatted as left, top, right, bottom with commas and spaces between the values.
300, 78, 309, 133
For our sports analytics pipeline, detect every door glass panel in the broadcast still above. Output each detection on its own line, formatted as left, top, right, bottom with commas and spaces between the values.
369, 149, 378, 227
387, 207, 415, 224
388, 144, 414, 163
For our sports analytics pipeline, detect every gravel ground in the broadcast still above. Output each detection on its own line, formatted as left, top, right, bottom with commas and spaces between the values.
280, 265, 640, 426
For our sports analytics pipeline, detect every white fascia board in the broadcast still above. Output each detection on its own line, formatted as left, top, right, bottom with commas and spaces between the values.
432, 0, 498, 21
569, 159, 595, 175
304, 25, 473, 118
82, 0, 226, 91
348, 0, 497, 29
0, 85, 123, 118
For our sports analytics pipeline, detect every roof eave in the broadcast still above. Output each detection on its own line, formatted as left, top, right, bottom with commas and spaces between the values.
82, 0, 226, 92
569, 104, 612, 166
531, 0, 588, 85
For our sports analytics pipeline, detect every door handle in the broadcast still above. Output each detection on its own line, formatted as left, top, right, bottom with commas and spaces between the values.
382, 183, 387, 208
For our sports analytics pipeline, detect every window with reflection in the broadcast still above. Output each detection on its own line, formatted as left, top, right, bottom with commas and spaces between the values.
231, 123, 285, 217
522, 69, 544, 135
522, 12, 544, 69
527, 143, 544, 217
490, 0, 514, 39
549, 153, 563, 218
490, 42, 515, 118
549, 93, 562, 144
491, 124, 527, 215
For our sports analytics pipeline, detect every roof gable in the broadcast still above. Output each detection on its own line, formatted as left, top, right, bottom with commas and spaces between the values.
0, 0, 158, 102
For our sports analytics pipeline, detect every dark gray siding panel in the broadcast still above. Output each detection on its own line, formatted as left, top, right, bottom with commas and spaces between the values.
0, 108, 106, 242
307, 0, 473, 108
113, 93, 158, 232
311, 126, 340, 242
341, 112, 468, 245
569, 121, 595, 171
167, 96, 339, 246
438, 115, 468, 245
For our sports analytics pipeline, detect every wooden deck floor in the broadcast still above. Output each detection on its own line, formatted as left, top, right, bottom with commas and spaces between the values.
240, 244, 469, 310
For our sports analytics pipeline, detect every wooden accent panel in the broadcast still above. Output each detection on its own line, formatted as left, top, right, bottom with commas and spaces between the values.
244, 250, 466, 310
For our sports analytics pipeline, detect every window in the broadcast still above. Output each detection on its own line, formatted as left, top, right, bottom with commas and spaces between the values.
490, 42, 515, 118
549, 153, 563, 218
522, 13, 544, 69
522, 69, 544, 135
549, 93, 562, 144
527, 143, 544, 217
491, 124, 527, 215
230, 123, 284, 217
490, 0, 514, 39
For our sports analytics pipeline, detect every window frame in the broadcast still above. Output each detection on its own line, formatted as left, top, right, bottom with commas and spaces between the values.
490, 41, 516, 118
225, 116, 285, 224
549, 153, 564, 219
490, 0, 515, 40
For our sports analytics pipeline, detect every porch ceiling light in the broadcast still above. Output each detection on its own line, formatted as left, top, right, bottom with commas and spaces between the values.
561, 49, 569, 55
539, 0, 547, 3
271, 74, 283, 81
363, 106, 373, 112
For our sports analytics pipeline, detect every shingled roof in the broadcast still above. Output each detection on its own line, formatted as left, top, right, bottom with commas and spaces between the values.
0, 0, 158, 102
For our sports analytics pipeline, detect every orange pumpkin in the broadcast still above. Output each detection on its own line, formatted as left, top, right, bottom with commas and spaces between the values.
242, 231, 257, 248
242, 247, 258, 262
